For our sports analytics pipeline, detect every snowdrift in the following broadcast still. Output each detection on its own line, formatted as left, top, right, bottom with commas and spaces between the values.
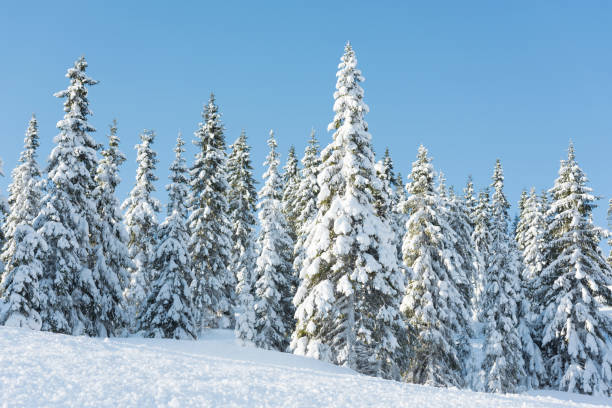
0, 327, 609, 407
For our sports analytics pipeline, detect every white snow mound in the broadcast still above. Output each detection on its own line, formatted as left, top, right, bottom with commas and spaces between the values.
0, 327, 609, 407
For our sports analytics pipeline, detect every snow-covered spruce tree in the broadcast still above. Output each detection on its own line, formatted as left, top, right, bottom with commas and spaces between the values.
34, 56, 100, 335
395, 172, 408, 261
515, 190, 529, 266
292, 130, 320, 276
463, 176, 479, 301
189, 94, 233, 331
517, 188, 548, 282
91, 121, 131, 336
122, 129, 161, 325
512, 192, 545, 390
252, 131, 295, 350
228, 131, 258, 344
400, 146, 471, 387
471, 187, 492, 317
374, 148, 397, 218
478, 160, 525, 393
138, 134, 196, 340
293, 43, 406, 380
281, 145, 300, 302
375, 148, 404, 271
282, 145, 300, 242
0, 115, 45, 329
437, 174, 476, 310
3, 115, 42, 246
534, 144, 612, 395
0, 226, 46, 329
463, 176, 477, 224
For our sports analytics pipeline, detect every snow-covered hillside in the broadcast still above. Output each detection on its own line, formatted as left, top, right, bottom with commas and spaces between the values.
0, 327, 609, 407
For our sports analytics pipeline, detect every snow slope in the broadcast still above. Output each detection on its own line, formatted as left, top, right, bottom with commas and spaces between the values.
0, 327, 609, 407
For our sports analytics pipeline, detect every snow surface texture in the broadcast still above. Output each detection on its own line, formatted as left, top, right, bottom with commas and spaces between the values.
0, 327, 609, 407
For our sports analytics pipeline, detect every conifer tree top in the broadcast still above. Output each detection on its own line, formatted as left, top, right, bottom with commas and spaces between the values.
302, 130, 320, 166
97, 120, 126, 194
167, 133, 188, 217
408, 145, 435, 195
20, 114, 40, 163
328, 42, 368, 134
54, 56, 98, 134
195, 93, 225, 151
262, 130, 282, 201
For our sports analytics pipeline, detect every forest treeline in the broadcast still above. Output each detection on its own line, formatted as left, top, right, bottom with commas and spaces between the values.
1, 43, 612, 396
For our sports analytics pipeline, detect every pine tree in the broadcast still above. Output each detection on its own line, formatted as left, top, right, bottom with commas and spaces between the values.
374, 148, 397, 219
292, 130, 320, 276
0, 226, 46, 329
188, 94, 233, 331
122, 130, 161, 325
534, 143, 612, 395
138, 134, 195, 339
0, 115, 45, 329
34, 56, 100, 335
437, 174, 476, 312
292, 43, 406, 379
513, 191, 545, 389
252, 131, 295, 350
463, 176, 477, 223
228, 131, 258, 344
478, 160, 525, 393
3, 115, 42, 246
282, 145, 300, 242
472, 188, 492, 317
91, 121, 131, 336
400, 146, 471, 387
517, 188, 548, 282
375, 148, 404, 270
395, 172, 408, 266
281, 145, 300, 304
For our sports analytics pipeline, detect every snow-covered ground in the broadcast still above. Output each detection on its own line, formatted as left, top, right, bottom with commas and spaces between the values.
0, 327, 609, 407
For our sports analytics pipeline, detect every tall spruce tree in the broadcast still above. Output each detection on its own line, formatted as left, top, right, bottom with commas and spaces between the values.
534, 144, 612, 395
34, 56, 100, 335
463, 176, 477, 223
91, 121, 131, 336
472, 188, 492, 317
138, 134, 195, 339
0, 115, 45, 329
3, 115, 42, 245
122, 130, 161, 324
463, 176, 478, 306
401, 146, 471, 387
253, 131, 295, 350
515, 188, 546, 389
188, 94, 233, 331
374, 148, 397, 219
228, 131, 258, 344
437, 174, 475, 312
395, 172, 408, 268
517, 188, 548, 282
282, 145, 300, 242
292, 43, 406, 379
292, 130, 320, 276
478, 160, 525, 393
375, 149, 404, 271
281, 145, 300, 302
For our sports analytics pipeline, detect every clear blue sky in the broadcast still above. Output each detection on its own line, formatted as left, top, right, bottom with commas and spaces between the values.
1, 1, 611, 234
